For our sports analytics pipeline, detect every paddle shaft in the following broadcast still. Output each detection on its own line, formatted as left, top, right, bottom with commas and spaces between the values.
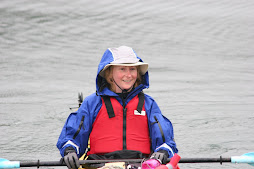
20, 161, 64, 167
180, 157, 231, 163
19, 157, 232, 167
20, 159, 143, 167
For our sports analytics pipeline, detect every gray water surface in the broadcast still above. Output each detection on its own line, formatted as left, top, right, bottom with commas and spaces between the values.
1, 1, 254, 169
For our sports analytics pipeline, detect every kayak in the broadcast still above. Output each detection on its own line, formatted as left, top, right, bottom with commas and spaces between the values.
81, 161, 136, 169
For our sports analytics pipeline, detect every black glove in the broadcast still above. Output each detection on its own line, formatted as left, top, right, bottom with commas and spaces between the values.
150, 150, 169, 164
63, 147, 80, 169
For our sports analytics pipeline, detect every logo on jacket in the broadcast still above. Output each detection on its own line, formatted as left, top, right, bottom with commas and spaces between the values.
134, 110, 146, 116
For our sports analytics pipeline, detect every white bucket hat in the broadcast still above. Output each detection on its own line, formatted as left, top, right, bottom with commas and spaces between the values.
99, 46, 148, 77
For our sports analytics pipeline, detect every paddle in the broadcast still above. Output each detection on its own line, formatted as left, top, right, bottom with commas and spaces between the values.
69, 92, 83, 110
1, 152, 254, 168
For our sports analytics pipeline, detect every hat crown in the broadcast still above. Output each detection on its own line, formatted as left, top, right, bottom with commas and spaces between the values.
109, 46, 139, 64
98, 46, 148, 77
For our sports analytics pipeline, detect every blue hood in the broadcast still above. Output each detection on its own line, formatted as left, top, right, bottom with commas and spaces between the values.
96, 47, 149, 96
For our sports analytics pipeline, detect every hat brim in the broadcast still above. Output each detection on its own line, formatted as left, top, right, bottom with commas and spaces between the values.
99, 62, 148, 77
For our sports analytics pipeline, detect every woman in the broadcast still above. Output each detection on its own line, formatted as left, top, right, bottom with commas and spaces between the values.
57, 46, 178, 169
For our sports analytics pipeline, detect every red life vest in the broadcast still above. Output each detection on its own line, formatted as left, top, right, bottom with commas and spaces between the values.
87, 92, 151, 155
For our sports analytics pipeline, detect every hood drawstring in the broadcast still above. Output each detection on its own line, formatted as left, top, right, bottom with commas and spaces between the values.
112, 78, 134, 94
112, 78, 135, 108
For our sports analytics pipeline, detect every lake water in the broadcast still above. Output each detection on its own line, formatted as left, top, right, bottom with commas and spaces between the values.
1, 0, 254, 169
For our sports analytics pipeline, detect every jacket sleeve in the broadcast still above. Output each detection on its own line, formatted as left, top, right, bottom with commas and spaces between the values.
56, 94, 101, 157
145, 95, 178, 158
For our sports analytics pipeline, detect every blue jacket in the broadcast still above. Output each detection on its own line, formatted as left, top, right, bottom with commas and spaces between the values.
56, 48, 178, 158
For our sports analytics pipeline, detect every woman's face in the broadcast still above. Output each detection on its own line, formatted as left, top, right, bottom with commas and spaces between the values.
112, 65, 138, 93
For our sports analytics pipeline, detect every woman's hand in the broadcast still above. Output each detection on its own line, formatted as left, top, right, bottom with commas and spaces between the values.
63, 147, 80, 169
150, 150, 168, 164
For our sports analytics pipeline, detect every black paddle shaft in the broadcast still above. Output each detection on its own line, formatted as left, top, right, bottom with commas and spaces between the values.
20, 157, 232, 167
20, 161, 64, 167
180, 157, 231, 164
20, 159, 143, 167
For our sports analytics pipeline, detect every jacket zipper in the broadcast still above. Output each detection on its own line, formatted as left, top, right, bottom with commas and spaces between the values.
121, 89, 141, 150
153, 116, 165, 142
123, 107, 127, 150
121, 92, 127, 150
73, 115, 85, 139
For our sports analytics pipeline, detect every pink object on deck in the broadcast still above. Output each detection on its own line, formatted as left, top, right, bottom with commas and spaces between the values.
155, 154, 181, 169
141, 159, 161, 169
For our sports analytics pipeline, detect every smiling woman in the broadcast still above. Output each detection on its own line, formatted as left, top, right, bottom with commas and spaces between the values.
105, 65, 139, 93
56, 46, 178, 169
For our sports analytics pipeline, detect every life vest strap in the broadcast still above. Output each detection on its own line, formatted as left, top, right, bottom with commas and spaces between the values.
137, 92, 144, 113
102, 92, 145, 118
102, 96, 115, 118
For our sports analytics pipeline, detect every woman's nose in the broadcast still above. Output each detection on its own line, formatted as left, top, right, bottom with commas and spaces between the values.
126, 69, 132, 76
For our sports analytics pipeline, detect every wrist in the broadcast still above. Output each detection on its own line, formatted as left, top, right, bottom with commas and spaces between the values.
157, 149, 169, 157
64, 147, 76, 156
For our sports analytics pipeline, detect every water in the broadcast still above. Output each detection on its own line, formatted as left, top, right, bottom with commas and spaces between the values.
1, 0, 254, 169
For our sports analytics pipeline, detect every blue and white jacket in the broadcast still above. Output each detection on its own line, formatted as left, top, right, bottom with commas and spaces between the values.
56, 47, 178, 158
